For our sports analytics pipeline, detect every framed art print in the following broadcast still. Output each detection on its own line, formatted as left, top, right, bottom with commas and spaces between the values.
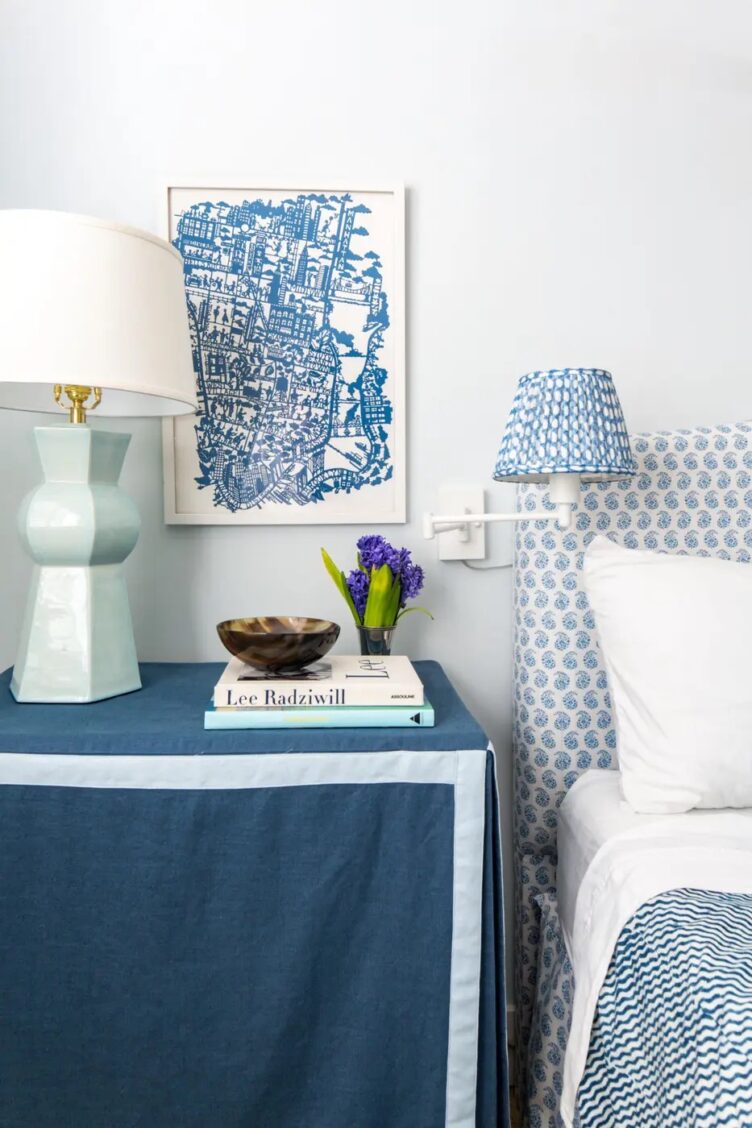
163, 182, 405, 524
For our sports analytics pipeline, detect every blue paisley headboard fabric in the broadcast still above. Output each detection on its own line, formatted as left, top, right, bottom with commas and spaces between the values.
512, 421, 752, 1083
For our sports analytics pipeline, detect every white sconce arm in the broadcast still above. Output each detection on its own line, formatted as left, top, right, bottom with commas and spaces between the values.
423, 503, 573, 540
423, 474, 580, 542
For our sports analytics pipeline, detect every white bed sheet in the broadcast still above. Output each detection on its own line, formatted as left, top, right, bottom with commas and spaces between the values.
557, 769, 663, 951
557, 768, 752, 1127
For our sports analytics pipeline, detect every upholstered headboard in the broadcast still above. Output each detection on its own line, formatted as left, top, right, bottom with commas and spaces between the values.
511, 421, 752, 1073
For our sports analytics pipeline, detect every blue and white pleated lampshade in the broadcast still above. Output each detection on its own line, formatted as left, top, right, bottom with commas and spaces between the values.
492, 368, 636, 483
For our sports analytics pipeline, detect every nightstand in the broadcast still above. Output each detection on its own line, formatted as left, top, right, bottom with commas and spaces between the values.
0, 660, 508, 1128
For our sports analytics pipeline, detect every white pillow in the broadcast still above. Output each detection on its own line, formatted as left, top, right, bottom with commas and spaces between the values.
583, 534, 752, 813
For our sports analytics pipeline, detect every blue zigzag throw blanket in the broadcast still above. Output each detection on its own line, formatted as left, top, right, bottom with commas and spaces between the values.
577, 888, 752, 1128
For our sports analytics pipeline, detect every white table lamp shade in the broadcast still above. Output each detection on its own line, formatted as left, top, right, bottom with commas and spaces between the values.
0, 209, 196, 415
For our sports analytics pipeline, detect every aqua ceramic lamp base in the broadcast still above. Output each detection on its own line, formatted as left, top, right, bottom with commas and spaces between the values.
11, 425, 142, 703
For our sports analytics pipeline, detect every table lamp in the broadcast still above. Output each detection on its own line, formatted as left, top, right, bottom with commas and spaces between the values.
0, 209, 196, 703
424, 368, 635, 539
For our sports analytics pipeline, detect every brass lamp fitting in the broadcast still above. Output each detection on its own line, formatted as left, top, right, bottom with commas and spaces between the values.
53, 384, 102, 424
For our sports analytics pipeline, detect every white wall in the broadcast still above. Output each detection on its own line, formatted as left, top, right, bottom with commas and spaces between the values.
2, 0, 752, 996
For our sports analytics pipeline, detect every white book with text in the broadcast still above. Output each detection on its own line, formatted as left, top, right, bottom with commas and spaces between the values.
213, 655, 424, 709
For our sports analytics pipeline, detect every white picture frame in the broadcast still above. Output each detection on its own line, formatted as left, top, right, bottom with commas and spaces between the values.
162, 181, 406, 525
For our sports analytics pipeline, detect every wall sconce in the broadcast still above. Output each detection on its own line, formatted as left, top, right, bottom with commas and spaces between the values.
424, 368, 636, 550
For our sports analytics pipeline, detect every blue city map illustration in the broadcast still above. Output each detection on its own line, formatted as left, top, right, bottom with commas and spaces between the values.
172, 193, 393, 511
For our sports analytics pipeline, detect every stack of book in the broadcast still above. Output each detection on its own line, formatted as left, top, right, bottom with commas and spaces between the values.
205, 655, 434, 729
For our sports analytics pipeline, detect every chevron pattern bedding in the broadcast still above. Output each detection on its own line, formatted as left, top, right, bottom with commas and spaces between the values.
577, 888, 752, 1128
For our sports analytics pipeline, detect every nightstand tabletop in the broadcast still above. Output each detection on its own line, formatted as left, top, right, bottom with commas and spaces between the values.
0, 658, 487, 756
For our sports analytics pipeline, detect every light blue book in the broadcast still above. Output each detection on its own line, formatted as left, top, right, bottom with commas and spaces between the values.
204, 700, 435, 730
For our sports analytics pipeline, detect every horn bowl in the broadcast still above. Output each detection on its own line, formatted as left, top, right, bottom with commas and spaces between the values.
216, 616, 340, 673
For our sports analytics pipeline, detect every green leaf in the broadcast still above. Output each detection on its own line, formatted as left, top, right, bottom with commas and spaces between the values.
321, 548, 361, 625
385, 577, 402, 625
395, 606, 434, 622
321, 547, 344, 591
363, 563, 397, 627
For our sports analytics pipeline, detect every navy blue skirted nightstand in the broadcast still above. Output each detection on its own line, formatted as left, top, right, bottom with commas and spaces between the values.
0, 660, 508, 1128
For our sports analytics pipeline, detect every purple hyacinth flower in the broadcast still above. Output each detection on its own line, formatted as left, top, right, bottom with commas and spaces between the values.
346, 568, 369, 620
356, 534, 401, 574
399, 562, 425, 605
356, 535, 387, 570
